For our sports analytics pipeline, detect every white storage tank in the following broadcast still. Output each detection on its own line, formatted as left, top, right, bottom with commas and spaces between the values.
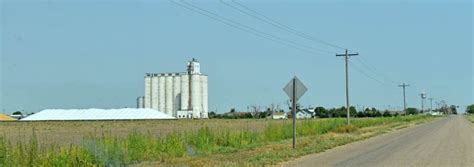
173, 74, 181, 117
191, 74, 202, 118
180, 75, 189, 111
158, 75, 166, 113
144, 75, 152, 108
137, 96, 145, 108
165, 74, 173, 115
151, 75, 159, 111
201, 75, 208, 118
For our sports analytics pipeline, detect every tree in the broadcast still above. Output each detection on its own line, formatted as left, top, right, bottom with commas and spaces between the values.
383, 110, 392, 117
467, 104, 474, 114
406, 107, 419, 115
314, 107, 327, 118
327, 108, 336, 118
375, 111, 382, 117
230, 108, 236, 113
250, 106, 261, 119
449, 105, 458, 115
371, 107, 377, 112
335, 106, 346, 118
12, 111, 23, 115
208, 112, 217, 118
244, 112, 253, 119
356, 112, 366, 117
349, 106, 357, 118
363, 108, 372, 117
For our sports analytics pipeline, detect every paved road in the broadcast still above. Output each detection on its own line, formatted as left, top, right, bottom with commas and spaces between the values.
284, 115, 474, 167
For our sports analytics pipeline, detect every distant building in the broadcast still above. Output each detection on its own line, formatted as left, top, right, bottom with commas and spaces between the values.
272, 112, 288, 119
9, 113, 25, 120
143, 59, 208, 119
21, 108, 175, 121
296, 109, 314, 119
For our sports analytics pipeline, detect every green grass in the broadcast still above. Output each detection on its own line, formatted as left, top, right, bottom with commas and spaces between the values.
466, 114, 474, 123
0, 115, 436, 166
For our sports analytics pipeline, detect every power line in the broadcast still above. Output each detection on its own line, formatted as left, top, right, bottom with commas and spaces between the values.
354, 56, 398, 84
220, 0, 334, 53
230, 0, 346, 51
176, 0, 404, 91
170, 0, 331, 56
181, 0, 332, 54
228, 0, 400, 88
349, 59, 395, 87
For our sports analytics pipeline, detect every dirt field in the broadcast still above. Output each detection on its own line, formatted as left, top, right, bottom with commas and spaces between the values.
0, 119, 288, 146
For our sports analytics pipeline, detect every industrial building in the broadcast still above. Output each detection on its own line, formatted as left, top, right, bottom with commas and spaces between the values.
143, 59, 208, 119
21, 108, 175, 121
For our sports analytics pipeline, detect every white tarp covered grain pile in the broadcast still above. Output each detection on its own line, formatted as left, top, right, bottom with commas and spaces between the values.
21, 108, 175, 121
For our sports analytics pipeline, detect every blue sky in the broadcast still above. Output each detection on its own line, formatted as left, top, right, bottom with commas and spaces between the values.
1, 0, 472, 114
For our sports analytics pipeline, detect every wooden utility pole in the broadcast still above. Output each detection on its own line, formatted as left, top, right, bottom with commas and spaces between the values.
398, 83, 410, 115
429, 98, 434, 113
336, 49, 358, 125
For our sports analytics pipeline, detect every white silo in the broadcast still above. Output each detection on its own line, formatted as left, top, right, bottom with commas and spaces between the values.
201, 75, 208, 118
144, 75, 152, 108
165, 74, 173, 115
137, 96, 145, 108
158, 75, 166, 113
180, 75, 189, 111
151, 75, 159, 111
191, 74, 202, 118
173, 74, 181, 117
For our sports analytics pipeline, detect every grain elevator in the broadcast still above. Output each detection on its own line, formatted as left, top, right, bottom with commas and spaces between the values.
143, 59, 208, 119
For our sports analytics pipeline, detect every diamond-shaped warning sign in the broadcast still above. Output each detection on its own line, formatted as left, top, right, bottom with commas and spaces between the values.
283, 76, 307, 102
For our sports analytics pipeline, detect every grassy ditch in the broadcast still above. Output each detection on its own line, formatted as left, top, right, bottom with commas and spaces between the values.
0, 116, 437, 166
466, 114, 474, 123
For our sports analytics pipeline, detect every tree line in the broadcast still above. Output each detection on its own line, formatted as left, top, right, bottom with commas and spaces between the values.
467, 104, 474, 114
209, 106, 412, 119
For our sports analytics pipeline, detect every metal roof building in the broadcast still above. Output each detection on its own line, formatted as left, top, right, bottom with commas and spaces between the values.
21, 108, 176, 121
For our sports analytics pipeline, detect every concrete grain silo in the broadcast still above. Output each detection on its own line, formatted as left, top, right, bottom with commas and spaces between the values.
180, 75, 189, 111
144, 75, 152, 108
143, 58, 208, 119
191, 74, 201, 118
173, 74, 181, 117
201, 75, 208, 118
137, 96, 145, 108
165, 75, 173, 115
151, 75, 159, 111
158, 75, 166, 113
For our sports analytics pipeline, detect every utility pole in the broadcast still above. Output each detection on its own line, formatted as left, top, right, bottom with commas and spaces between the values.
336, 49, 358, 125
398, 83, 410, 115
429, 98, 433, 114
420, 92, 426, 113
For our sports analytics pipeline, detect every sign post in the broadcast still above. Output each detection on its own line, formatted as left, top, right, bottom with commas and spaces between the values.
283, 76, 307, 149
